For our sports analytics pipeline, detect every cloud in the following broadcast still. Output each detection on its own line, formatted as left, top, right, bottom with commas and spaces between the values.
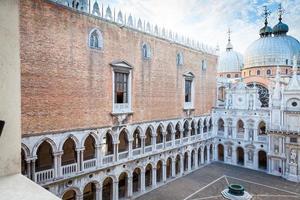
98, 0, 300, 55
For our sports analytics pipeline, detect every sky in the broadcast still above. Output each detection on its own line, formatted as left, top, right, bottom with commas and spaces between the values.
98, 0, 300, 54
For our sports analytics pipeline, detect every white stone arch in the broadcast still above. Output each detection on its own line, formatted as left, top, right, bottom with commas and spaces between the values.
81, 179, 101, 193
175, 121, 183, 131
117, 169, 132, 179
59, 134, 80, 151
33, 137, 58, 157
166, 122, 175, 133
81, 131, 99, 148
60, 186, 82, 199
155, 123, 165, 134
99, 129, 116, 144
145, 124, 156, 137
217, 117, 225, 131
143, 161, 155, 171
21, 143, 30, 159
88, 28, 103, 49
101, 175, 118, 185
118, 127, 132, 143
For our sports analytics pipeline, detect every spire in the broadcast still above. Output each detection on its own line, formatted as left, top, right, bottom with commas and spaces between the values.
278, 3, 283, 22
273, 3, 289, 35
259, 6, 272, 37
273, 65, 281, 99
226, 28, 233, 51
286, 55, 300, 90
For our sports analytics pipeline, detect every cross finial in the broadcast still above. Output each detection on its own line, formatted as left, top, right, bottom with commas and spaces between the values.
278, 3, 285, 22
262, 6, 271, 26
227, 28, 231, 42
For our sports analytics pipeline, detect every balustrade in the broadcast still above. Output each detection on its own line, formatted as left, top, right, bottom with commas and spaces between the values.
35, 169, 54, 183
61, 163, 77, 176
83, 158, 97, 170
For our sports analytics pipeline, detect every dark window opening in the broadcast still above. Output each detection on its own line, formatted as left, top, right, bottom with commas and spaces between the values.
185, 80, 192, 102
115, 72, 128, 104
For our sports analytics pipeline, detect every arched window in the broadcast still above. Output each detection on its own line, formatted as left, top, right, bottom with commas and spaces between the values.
257, 70, 260, 75
235, 74, 239, 78
133, 129, 141, 149
176, 52, 183, 66
156, 126, 163, 144
89, 29, 103, 49
258, 121, 266, 135
237, 120, 244, 133
218, 119, 224, 132
266, 69, 271, 75
142, 43, 151, 59
226, 74, 231, 78
83, 135, 96, 161
166, 124, 173, 141
36, 141, 54, 171
118, 130, 129, 152
218, 86, 226, 102
145, 127, 152, 146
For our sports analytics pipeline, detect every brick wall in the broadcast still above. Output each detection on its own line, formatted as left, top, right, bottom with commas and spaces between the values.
20, 0, 217, 135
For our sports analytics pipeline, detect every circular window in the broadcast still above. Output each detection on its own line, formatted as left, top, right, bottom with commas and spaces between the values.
292, 102, 297, 107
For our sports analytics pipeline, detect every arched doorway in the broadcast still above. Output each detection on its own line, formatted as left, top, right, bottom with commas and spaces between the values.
218, 144, 224, 161
175, 155, 181, 175
184, 152, 188, 171
145, 127, 152, 146
118, 172, 128, 199
198, 148, 202, 166
104, 132, 114, 155
258, 150, 267, 170
204, 146, 207, 163
132, 168, 141, 194
62, 190, 76, 200
183, 121, 189, 137
258, 121, 266, 135
62, 138, 77, 167
83, 182, 96, 200
102, 177, 113, 200
191, 150, 195, 169
133, 129, 141, 149
237, 147, 244, 165
118, 130, 129, 153
166, 157, 172, 179
83, 135, 96, 163
145, 164, 152, 188
36, 141, 54, 172
156, 160, 163, 183
175, 123, 181, 139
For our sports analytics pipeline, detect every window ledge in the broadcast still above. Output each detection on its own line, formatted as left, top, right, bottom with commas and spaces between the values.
0, 174, 60, 200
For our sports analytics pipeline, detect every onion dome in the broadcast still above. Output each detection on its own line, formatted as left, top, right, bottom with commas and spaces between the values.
218, 29, 244, 73
259, 6, 272, 37
273, 4, 289, 35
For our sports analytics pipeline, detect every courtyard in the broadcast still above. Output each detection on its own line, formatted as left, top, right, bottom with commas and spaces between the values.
136, 163, 300, 200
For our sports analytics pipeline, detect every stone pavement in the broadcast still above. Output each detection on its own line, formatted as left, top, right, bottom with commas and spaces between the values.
136, 163, 300, 200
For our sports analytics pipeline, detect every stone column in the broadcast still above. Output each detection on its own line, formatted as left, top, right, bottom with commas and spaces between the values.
141, 137, 145, 154
31, 158, 36, 182
114, 143, 119, 162
253, 151, 258, 170
95, 185, 101, 200
172, 159, 176, 177
224, 145, 228, 163
207, 147, 210, 163
201, 148, 204, 164
76, 149, 81, 172
224, 125, 228, 138
244, 128, 249, 141
113, 181, 119, 200
180, 155, 184, 175
188, 153, 191, 172
128, 141, 133, 159
80, 149, 84, 171
95, 144, 102, 168
180, 130, 183, 144
172, 131, 176, 146
76, 194, 83, 200
128, 176, 133, 198
152, 167, 157, 188
152, 135, 156, 151
163, 132, 166, 149
162, 163, 167, 182
253, 129, 258, 141
141, 170, 145, 192
26, 159, 31, 180
53, 152, 63, 178
195, 151, 199, 168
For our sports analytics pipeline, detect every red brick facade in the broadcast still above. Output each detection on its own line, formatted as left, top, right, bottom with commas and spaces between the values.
20, 0, 217, 135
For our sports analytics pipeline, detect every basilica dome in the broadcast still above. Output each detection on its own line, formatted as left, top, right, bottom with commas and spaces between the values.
218, 37, 243, 73
244, 13, 300, 69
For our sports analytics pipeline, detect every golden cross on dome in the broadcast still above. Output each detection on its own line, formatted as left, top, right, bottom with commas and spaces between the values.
262, 6, 271, 25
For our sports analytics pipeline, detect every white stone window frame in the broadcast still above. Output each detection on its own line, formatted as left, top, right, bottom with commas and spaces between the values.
201, 59, 207, 71
183, 72, 195, 110
111, 60, 133, 114
141, 42, 151, 60
88, 28, 103, 50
